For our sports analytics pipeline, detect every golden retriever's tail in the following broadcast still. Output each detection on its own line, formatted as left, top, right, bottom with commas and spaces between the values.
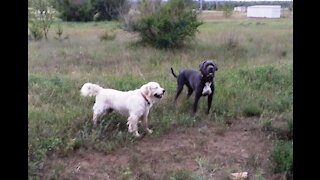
80, 82, 103, 97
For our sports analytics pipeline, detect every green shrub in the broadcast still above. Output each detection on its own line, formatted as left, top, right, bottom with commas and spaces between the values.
120, 0, 162, 32
29, 23, 43, 41
243, 104, 263, 117
99, 30, 116, 41
134, 0, 203, 48
287, 117, 293, 140
54, 0, 129, 21
54, 22, 69, 41
167, 169, 195, 180
28, 0, 57, 40
272, 140, 293, 174
54, 0, 95, 21
222, 3, 233, 18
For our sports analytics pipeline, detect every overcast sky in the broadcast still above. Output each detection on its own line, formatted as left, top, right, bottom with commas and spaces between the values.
198, 0, 293, 1
130, 0, 293, 2
161, 0, 293, 1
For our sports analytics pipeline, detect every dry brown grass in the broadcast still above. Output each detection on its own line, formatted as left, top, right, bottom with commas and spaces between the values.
199, 10, 293, 22
199, 10, 247, 21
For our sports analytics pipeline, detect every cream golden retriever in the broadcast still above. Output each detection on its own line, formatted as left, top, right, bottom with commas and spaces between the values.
80, 82, 165, 137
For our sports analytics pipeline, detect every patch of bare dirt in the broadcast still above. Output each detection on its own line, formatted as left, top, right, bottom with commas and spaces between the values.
44, 118, 283, 179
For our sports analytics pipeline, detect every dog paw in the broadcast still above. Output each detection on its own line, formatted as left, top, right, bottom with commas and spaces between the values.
134, 131, 141, 137
147, 128, 153, 134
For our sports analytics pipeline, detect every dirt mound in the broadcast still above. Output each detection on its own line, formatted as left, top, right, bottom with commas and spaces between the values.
44, 118, 283, 179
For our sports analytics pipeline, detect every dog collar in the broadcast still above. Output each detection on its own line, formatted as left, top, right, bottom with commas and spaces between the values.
141, 93, 151, 105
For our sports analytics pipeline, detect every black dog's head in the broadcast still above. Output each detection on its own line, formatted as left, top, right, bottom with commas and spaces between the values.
199, 60, 218, 78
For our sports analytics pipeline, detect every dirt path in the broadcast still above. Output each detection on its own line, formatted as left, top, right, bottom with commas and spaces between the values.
44, 118, 284, 179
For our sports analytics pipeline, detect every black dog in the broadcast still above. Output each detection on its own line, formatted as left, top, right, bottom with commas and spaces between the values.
171, 60, 218, 115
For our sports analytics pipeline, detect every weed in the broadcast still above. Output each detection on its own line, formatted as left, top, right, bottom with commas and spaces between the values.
271, 140, 293, 174
120, 167, 133, 180
29, 23, 43, 41
255, 168, 266, 180
243, 104, 263, 117
167, 169, 195, 180
196, 157, 221, 175
246, 154, 262, 170
287, 118, 293, 140
222, 31, 239, 50
54, 23, 69, 41
260, 118, 273, 132
99, 30, 116, 41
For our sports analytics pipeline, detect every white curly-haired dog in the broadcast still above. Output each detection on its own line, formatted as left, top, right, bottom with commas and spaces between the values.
80, 82, 165, 137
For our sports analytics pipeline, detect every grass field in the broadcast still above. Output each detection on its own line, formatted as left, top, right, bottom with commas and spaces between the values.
28, 13, 293, 179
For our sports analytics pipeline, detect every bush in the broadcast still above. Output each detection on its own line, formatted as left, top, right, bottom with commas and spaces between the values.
167, 169, 195, 180
243, 104, 263, 117
28, 0, 57, 40
29, 23, 43, 41
134, 0, 203, 49
53, 0, 95, 21
54, 22, 69, 41
222, 3, 233, 18
119, 0, 161, 32
54, 0, 129, 22
99, 30, 116, 41
272, 140, 293, 174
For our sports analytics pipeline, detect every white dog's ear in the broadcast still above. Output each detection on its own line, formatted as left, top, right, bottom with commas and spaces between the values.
141, 84, 151, 97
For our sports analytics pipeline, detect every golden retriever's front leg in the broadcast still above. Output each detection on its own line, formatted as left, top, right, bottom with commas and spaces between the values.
142, 112, 153, 134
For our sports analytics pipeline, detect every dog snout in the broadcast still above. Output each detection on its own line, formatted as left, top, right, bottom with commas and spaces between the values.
163, 89, 166, 93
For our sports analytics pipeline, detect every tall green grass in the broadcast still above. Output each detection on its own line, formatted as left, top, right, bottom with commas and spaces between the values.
272, 140, 293, 174
28, 19, 292, 178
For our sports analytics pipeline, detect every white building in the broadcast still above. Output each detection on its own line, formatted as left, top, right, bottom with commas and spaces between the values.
234, 6, 246, 12
247, 5, 281, 18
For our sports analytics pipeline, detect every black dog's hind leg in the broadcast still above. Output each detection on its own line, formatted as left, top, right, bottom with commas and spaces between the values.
174, 84, 184, 102
186, 84, 193, 98
174, 76, 186, 102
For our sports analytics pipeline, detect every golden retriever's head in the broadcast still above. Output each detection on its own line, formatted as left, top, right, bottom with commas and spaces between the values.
141, 82, 165, 99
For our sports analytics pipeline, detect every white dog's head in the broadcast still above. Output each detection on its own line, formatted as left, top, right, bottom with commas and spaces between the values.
140, 82, 165, 100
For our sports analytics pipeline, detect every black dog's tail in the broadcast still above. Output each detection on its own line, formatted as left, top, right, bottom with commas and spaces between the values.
171, 67, 177, 78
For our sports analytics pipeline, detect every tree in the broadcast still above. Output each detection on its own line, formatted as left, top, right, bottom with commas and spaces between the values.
29, 0, 57, 40
53, 0, 129, 21
222, 2, 233, 18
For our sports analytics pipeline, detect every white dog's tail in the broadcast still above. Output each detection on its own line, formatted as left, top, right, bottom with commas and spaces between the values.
80, 82, 104, 97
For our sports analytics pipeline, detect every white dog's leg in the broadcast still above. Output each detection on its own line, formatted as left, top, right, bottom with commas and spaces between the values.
127, 115, 140, 137
92, 102, 105, 125
142, 112, 153, 134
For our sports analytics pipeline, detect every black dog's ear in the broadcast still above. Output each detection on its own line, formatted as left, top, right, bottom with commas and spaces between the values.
199, 60, 207, 74
214, 63, 219, 71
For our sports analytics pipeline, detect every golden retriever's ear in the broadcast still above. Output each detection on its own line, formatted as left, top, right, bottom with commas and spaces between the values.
141, 84, 151, 97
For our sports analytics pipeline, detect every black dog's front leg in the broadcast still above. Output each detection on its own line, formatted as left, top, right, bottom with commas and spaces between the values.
206, 83, 214, 114
207, 93, 213, 114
